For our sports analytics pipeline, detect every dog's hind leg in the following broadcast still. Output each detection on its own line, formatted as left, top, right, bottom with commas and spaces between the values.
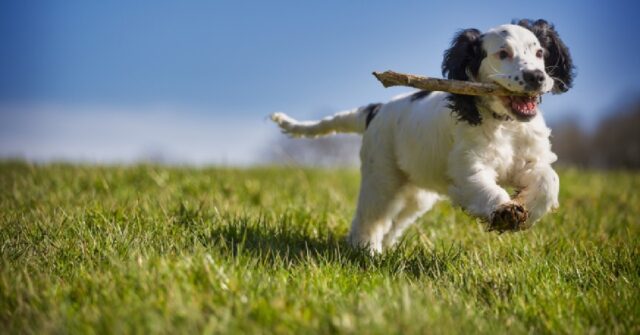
347, 165, 406, 254
382, 188, 441, 249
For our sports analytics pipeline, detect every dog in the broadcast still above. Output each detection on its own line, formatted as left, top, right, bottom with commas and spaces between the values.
271, 19, 574, 253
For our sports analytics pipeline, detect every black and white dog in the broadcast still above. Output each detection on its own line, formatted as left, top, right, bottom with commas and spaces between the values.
271, 19, 574, 253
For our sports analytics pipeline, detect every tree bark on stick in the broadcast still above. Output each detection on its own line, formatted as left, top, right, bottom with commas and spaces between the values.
372, 70, 532, 97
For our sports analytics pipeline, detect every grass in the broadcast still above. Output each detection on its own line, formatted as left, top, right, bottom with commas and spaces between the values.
1, 161, 639, 334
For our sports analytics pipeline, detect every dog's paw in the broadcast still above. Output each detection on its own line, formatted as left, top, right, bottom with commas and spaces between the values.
488, 202, 529, 233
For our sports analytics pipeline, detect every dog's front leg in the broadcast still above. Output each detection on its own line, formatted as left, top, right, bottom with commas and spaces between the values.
513, 165, 560, 225
449, 168, 530, 232
448, 168, 512, 222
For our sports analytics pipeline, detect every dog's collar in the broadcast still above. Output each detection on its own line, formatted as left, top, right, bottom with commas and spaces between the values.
492, 112, 513, 122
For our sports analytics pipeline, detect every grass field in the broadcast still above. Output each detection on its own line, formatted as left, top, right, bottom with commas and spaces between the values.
1, 161, 639, 334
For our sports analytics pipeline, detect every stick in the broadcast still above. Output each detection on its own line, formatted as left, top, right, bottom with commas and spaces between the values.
372, 70, 532, 97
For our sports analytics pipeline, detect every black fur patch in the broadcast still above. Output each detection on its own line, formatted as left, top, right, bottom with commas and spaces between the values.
515, 19, 575, 94
447, 94, 482, 125
364, 103, 382, 129
441, 28, 486, 126
410, 90, 432, 101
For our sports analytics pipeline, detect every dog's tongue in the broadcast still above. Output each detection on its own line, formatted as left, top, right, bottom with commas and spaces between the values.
511, 96, 537, 115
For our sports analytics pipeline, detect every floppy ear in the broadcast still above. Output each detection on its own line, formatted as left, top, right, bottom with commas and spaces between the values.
442, 28, 484, 80
442, 29, 485, 126
516, 19, 575, 94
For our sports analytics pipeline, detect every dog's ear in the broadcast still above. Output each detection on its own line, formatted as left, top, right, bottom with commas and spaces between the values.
442, 29, 485, 126
516, 19, 575, 94
442, 29, 484, 81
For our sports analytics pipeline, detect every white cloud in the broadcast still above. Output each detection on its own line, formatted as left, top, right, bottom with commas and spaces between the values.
0, 103, 277, 166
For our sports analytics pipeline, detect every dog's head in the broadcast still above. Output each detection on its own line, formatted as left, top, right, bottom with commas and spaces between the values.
442, 19, 574, 124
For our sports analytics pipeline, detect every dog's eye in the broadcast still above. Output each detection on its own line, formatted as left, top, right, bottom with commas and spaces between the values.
498, 50, 510, 60
536, 49, 544, 58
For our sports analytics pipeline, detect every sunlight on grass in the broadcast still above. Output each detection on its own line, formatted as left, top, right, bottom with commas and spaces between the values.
1, 162, 639, 334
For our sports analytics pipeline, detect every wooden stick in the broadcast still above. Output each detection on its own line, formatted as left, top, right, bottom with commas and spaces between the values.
372, 70, 533, 97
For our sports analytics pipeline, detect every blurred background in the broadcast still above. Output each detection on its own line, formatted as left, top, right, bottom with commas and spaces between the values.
1, 0, 639, 169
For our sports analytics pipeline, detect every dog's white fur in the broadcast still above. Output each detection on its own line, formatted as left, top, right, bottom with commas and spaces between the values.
271, 24, 561, 253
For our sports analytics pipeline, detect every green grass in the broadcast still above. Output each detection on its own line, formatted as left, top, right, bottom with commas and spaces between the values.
1, 161, 639, 334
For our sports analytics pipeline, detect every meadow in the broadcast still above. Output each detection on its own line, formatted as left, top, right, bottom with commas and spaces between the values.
1, 161, 638, 334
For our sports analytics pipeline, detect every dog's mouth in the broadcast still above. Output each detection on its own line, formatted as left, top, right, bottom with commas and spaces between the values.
500, 95, 539, 121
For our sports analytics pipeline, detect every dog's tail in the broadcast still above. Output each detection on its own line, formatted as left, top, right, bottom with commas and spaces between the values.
270, 103, 382, 138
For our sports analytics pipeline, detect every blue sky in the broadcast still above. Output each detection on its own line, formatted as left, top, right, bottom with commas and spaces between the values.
1, 1, 639, 165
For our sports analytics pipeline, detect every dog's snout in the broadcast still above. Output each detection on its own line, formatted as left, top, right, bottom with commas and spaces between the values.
522, 69, 545, 90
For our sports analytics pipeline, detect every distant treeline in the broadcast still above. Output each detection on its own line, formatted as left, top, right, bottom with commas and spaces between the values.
552, 98, 640, 169
266, 134, 361, 168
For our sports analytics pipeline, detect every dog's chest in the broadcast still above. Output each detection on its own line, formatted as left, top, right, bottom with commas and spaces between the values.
487, 128, 518, 178
484, 122, 549, 181
469, 122, 540, 180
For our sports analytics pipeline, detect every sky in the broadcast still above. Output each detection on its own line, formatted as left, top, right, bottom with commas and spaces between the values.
1, 0, 639, 165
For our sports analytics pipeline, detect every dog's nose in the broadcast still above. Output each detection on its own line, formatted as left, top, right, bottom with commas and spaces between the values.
522, 69, 545, 90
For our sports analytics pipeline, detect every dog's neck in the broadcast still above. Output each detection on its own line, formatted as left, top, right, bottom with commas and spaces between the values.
476, 97, 515, 124
491, 112, 513, 122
